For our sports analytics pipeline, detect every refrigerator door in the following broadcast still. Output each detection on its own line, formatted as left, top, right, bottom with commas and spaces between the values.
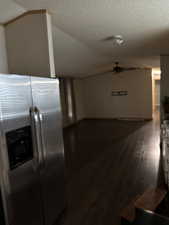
31, 77, 65, 225
0, 74, 43, 225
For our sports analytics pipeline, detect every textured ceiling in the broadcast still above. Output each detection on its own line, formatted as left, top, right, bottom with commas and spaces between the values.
2, 0, 168, 76
0, 0, 25, 24
52, 26, 109, 76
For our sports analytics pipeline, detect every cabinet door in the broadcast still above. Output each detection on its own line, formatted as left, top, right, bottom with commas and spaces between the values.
31, 77, 65, 225
0, 74, 43, 225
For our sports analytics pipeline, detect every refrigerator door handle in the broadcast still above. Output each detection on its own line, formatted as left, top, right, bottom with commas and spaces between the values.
34, 107, 46, 167
29, 107, 42, 168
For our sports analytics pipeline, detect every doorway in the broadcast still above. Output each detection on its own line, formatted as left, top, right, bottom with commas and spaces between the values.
152, 68, 161, 117
59, 78, 76, 127
154, 80, 160, 110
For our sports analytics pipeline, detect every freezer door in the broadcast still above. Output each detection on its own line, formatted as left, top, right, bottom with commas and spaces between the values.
31, 77, 65, 225
0, 74, 43, 225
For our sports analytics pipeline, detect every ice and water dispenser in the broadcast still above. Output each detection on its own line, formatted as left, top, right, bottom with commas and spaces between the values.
6, 126, 33, 170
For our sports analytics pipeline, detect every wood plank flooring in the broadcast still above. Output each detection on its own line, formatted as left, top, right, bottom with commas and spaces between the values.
63, 111, 164, 225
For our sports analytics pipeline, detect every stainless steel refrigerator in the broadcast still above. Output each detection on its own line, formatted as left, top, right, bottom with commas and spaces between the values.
0, 74, 65, 225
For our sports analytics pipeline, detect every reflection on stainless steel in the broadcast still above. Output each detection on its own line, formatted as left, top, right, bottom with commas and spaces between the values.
0, 74, 65, 225
31, 76, 65, 225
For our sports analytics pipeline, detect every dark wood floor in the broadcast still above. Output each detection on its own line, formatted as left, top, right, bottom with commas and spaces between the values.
63, 111, 164, 225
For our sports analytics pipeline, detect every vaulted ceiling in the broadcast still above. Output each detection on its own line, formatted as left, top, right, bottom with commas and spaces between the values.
1, 0, 168, 76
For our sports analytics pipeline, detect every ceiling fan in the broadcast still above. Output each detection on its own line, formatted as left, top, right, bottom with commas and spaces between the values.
110, 62, 144, 73
81, 62, 148, 79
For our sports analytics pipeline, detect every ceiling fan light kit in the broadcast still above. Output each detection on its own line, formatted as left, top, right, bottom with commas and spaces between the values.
113, 35, 124, 45
102, 35, 124, 45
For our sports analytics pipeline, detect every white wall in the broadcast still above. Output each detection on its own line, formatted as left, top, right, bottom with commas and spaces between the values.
0, 25, 8, 73
5, 12, 55, 77
81, 69, 152, 119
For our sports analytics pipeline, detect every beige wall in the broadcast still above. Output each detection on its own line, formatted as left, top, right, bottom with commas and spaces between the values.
5, 12, 55, 77
73, 79, 85, 121
161, 56, 169, 100
0, 25, 8, 73
79, 69, 152, 119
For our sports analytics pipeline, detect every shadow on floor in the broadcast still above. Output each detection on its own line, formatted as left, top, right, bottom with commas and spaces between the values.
64, 119, 148, 172
63, 115, 164, 225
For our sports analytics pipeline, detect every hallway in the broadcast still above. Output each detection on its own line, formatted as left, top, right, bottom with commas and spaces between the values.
63, 112, 164, 225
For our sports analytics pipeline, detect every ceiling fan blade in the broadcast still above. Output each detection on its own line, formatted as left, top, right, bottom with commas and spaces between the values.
122, 67, 143, 71
113, 67, 124, 73
102, 36, 115, 42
